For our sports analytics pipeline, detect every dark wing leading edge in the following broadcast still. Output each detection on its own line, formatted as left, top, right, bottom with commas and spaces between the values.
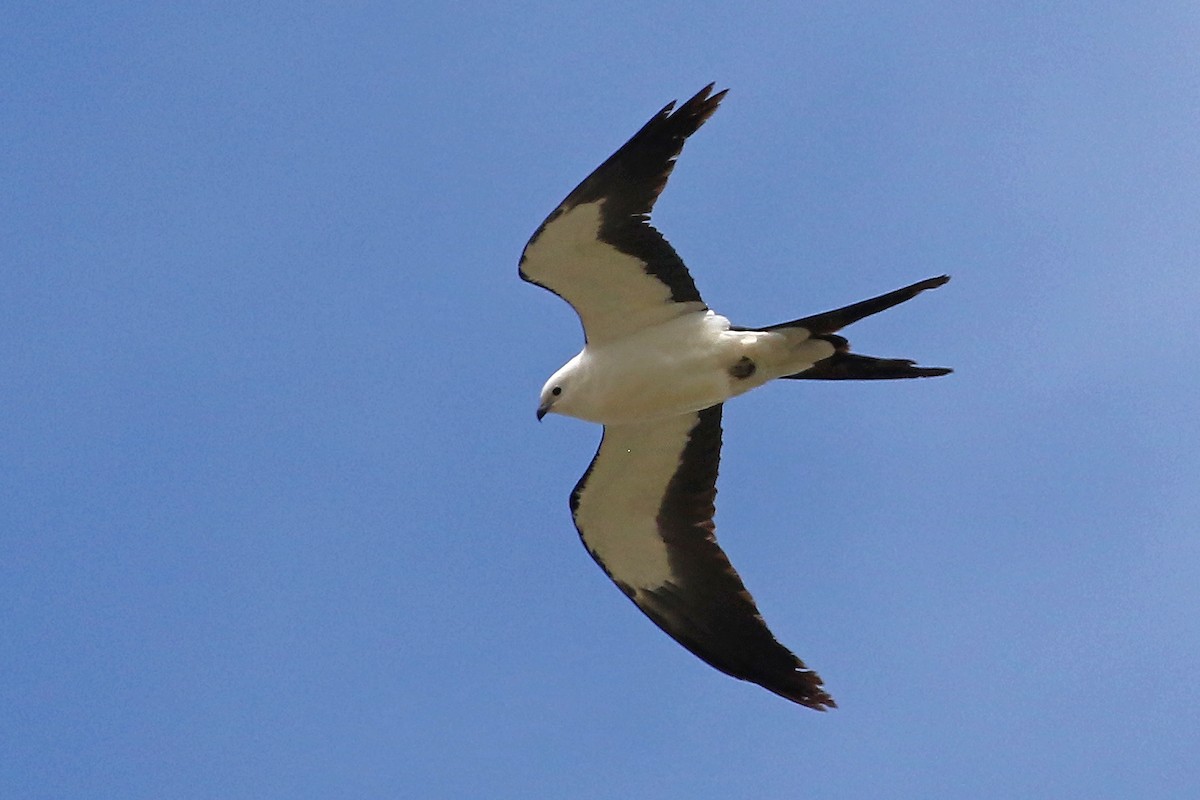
518, 85, 726, 344
570, 405, 835, 711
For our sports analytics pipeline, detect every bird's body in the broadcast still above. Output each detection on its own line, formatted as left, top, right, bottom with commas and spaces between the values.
520, 85, 950, 710
538, 308, 837, 424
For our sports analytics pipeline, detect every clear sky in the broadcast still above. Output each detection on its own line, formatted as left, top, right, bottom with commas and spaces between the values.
4, 3, 1199, 798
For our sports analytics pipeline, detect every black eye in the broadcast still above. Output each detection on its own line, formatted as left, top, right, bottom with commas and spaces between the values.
551, 386, 562, 396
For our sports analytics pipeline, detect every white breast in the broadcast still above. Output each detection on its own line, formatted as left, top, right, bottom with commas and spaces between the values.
561, 311, 745, 424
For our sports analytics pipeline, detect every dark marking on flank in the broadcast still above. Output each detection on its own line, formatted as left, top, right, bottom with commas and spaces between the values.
729, 356, 756, 380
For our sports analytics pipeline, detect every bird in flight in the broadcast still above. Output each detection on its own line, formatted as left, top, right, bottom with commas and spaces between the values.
519, 84, 950, 710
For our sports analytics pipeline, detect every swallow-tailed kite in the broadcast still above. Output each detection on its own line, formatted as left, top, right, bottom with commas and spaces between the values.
519, 84, 950, 710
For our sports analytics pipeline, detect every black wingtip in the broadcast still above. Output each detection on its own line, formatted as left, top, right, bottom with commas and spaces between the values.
766, 672, 838, 711
687, 82, 729, 117
660, 84, 728, 133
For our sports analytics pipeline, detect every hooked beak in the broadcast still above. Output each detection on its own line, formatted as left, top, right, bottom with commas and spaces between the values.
536, 402, 551, 422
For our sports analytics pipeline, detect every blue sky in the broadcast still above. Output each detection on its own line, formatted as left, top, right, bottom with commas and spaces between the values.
4, 2, 1199, 797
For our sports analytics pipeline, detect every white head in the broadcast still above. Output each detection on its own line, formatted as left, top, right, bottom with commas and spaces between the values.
536, 355, 584, 421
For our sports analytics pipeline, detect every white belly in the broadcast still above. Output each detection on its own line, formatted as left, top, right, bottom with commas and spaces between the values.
562, 311, 762, 424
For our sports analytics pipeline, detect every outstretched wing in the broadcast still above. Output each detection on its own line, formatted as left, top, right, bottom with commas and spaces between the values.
570, 404, 835, 710
519, 85, 725, 344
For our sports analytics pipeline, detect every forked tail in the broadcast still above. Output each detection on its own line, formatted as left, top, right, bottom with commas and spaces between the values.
767, 275, 952, 381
